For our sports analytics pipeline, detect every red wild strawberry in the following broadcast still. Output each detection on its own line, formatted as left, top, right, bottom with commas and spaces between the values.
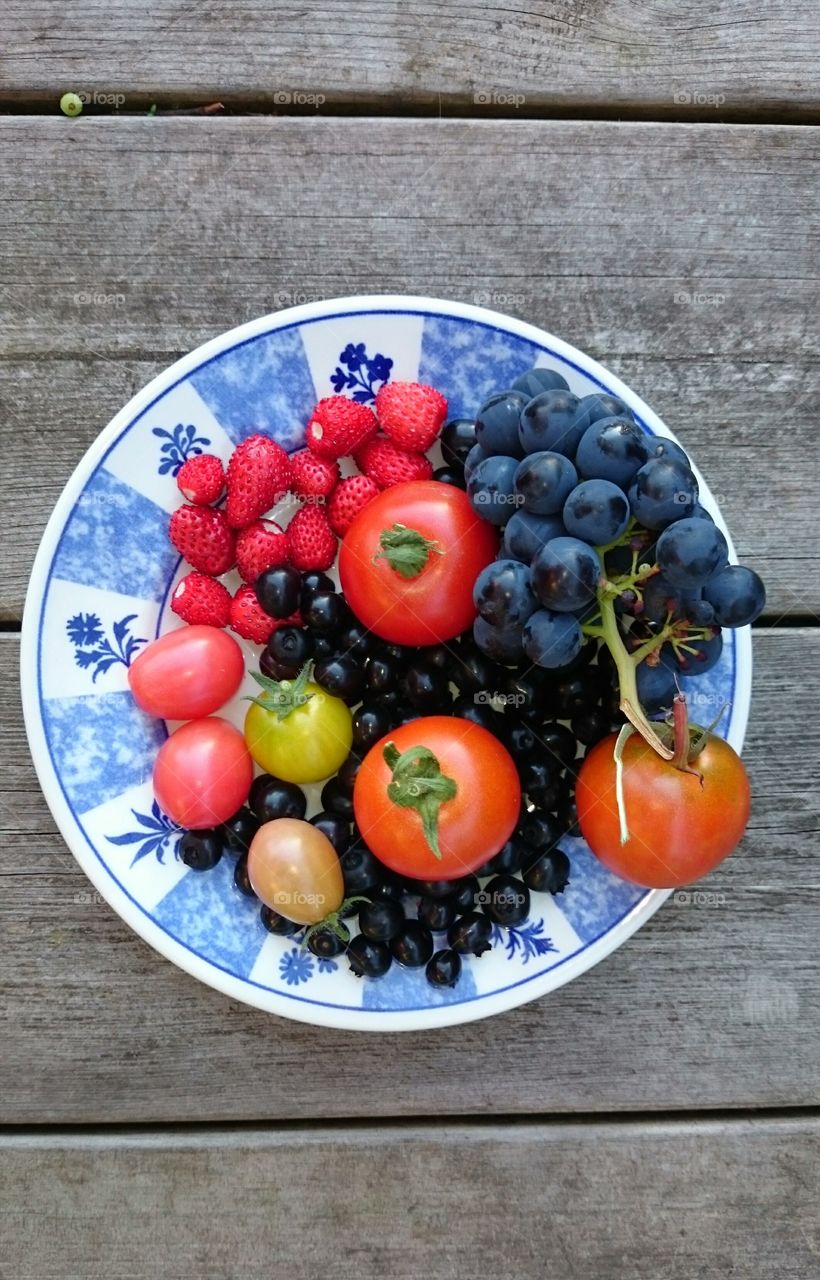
375, 381, 448, 453
176, 454, 225, 505
290, 448, 340, 501
286, 505, 337, 572
169, 505, 236, 576
354, 436, 434, 489
236, 519, 289, 584
170, 573, 232, 628
226, 434, 292, 529
327, 474, 380, 536
305, 396, 378, 460
229, 585, 279, 645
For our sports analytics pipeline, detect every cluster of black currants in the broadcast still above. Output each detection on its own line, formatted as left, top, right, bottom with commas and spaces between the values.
179, 615, 594, 986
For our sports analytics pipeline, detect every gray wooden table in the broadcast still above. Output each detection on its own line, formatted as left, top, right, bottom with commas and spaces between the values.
1, 7, 819, 1278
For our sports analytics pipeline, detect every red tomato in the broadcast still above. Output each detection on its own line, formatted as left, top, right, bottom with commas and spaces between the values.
153, 717, 253, 828
338, 480, 498, 645
353, 715, 520, 880
576, 731, 750, 888
129, 625, 244, 721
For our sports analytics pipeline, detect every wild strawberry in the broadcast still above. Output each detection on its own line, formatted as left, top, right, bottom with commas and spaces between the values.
375, 381, 448, 452
305, 396, 378, 460
169, 505, 236, 575
176, 454, 225, 505
226, 434, 292, 529
327, 474, 380, 536
290, 448, 340, 501
235, 519, 289, 584
229, 585, 279, 645
286, 505, 337, 571
354, 436, 434, 489
170, 572, 232, 628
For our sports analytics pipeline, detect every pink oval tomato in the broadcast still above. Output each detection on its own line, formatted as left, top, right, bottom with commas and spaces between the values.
129, 625, 244, 721
153, 717, 253, 828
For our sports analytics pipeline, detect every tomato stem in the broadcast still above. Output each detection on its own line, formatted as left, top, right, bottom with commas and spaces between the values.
383, 741, 457, 859
245, 662, 314, 721
373, 523, 443, 579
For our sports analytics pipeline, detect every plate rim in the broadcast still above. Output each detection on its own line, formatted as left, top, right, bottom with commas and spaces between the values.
20, 294, 752, 1031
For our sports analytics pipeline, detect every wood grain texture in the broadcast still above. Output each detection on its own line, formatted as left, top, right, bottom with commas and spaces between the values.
1, 118, 818, 619
2, 0, 820, 117
3, 629, 819, 1123
1, 1118, 819, 1279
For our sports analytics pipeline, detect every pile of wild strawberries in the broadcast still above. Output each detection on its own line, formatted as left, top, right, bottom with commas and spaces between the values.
168, 383, 448, 644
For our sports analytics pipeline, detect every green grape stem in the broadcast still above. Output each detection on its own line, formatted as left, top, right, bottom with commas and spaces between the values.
595, 589, 674, 760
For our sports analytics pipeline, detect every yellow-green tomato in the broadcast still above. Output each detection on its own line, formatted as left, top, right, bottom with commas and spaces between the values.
244, 678, 352, 783
247, 818, 344, 925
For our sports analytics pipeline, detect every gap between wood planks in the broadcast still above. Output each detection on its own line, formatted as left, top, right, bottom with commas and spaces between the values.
2, 1104, 820, 1137
3, 93, 820, 127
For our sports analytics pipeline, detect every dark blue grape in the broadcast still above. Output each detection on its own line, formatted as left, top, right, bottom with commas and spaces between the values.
513, 451, 578, 516
522, 609, 584, 669
689, 502, 715, 523
475, 390, 528, 457
473, 559, 537, 628
511, 367, 570, 398
703, 565, 766, 627
665, 631, 723, 675
473, 615, 525, 665
647, 437, 690, 468
502, 510, 566, 563
531, 536, 600, 612
628, 459, 698, 529
563, 478, 631, 545
466, 455, 519, 525
571, 392, 635, 434
642, 572, 713, 626
635, 657, 677, 714
518, 389, 583, 457
655, 517, 728, 588
575, 416, 650, 488
464, 443, 488, 482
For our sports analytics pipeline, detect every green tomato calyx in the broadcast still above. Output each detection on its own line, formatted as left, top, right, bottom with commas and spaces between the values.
383, 741, 457, 860
373, 523, 443, 579
246, 662, 314, 721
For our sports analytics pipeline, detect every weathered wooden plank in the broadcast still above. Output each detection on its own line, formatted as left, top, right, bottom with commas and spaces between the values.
1, 1118, 818, 1279
2, 118, 818, 618
2, 0, 820, 117
4, 630, 819, 1122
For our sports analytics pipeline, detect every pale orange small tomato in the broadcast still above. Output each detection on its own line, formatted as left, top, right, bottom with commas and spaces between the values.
247, 818, 344, 925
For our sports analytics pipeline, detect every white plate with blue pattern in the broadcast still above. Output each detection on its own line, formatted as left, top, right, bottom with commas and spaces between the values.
21, 296, 751, 1031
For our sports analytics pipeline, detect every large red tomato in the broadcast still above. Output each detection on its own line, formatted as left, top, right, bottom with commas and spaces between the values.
353, 715, 521, 880
338, 480, 498, 645
576, 730, 750, 888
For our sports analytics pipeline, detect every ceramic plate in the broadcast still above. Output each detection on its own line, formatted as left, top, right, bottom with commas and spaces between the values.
21, 296, 751, 1030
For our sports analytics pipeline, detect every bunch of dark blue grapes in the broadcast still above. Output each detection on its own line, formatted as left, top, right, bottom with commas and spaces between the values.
461, 367, 766, 714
